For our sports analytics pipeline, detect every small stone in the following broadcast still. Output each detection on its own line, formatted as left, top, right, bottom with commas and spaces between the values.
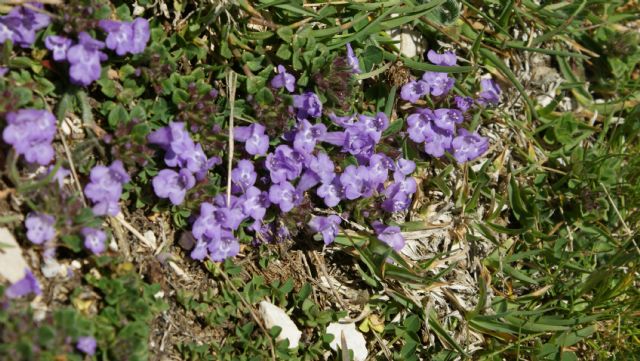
0, 227, 30, 283
259, 301, 302, 348
108, 237, 118, 252
144, 230, 157, 249
41, 258, 62, 278
326, 322, 368, 361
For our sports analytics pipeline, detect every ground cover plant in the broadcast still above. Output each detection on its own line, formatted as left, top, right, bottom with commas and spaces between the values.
0, 0, 639, 360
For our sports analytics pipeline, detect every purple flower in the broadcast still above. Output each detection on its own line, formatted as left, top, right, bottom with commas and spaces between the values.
149, 122, 218, 179
382, 177, 416, 213
231, 159, 257, 192
176, 143, 218, 181
45, 35, 72, 61
249, 220, 275, 243
76, 336, 97, 356
372, 222, 405, 251
99, 19, 134, 56
234, 123, 269, 156
296, 151, 336, 193
0, 20, 13, 44
308, 215, 341, 245
317, 179, 343, 207
84, 160, 130, 216
477, 78, 501, 106
308, 152, 335, 184
400, 80, 429, 103
432, 108, 463, 133
265, 145, 303, 184
328, 112, 356, 127
82, 227, 107, 255
0, 4, 50, 47
293, 92, 322, 119
451, 129, 489, 163
368, 153, 393, 186
423, 122, 453, 158
66, 32, 106, 86
192, 203, 221, 241
406, 109, 433, 143
99, 18, 149, 56
207, 232, 240, 261
393, 176, 417, 195
148, 122, 192, 152
296, 171, 320, 193
2, 108, 57, 165
271, 65, 296, 92
340, 165, 372, 200
269, 181, 299, 213
454, 96, 474, 113
152, 169, 196, 205
422, 71, 455, 97
190, 239, 208, 260
427, 50, 457, 66
214, 194, 247, 230
293, 118, 326, 154
25, 212, 55, 245
381, 191, 411, 213
5, 269, 41, 299
394, 158, 416, 181
242, 186, 269, 221
359, 112, 389, 135
46, 165, 70, 188
0, 67, 7, 76
323, 121, 379, 162
130, 18, 150, 54
346, 43, 361, 73
192, 199, 246, 251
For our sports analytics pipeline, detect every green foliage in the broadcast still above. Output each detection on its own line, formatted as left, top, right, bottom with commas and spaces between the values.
0, 257, 166, 361
175, 261, 337, 360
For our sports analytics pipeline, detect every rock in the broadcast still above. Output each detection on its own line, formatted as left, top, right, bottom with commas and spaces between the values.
387, 28, 427, 58
0, 227, 30, 283
326, 322, 368, 361
143, 230, 157, 249
258, 301, 302, 348
41, 258, 62, 278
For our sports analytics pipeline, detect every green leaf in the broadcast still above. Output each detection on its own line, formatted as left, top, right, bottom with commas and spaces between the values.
276, 44, 292, 60
383, 118, 404, 137
428, 311, 468, 356
362, 45, 383, 72
276, 26, 293, 43
108, 105, 129, 127
172, 89, 190, 105
61, 234, 82, 253
246, 76, 266, 94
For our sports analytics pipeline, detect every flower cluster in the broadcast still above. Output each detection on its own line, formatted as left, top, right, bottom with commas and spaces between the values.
0, 3, 50, 48
141, 47, 414, 261
400, 50, 496, 163
84, 160, 130, 217
149, 122, 221, 205
21, 169, 108, 256
2, 109, 57, 165
209, 60, 413, 252
400, 51, 457, 103
44, 18, 149, 85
